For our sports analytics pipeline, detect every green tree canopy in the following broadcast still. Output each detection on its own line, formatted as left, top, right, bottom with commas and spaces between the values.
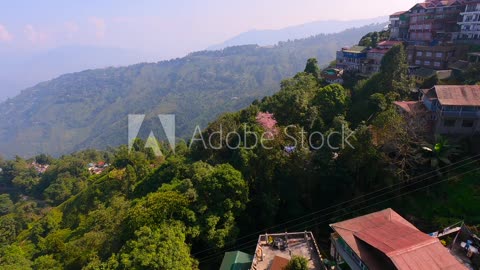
304, 58, 320, 79
119, 224, 197, 270
284, 255, 308, 270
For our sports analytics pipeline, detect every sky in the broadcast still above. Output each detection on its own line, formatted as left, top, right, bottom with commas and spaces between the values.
0, 0, 419, 59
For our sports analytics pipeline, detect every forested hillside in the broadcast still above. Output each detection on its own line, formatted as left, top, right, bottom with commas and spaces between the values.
0, 24, 385, 158
1, 44, 479, 270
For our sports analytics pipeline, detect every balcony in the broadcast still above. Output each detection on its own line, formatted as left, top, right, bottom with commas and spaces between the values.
440, 110, 480, 119
462, 6, 480, 14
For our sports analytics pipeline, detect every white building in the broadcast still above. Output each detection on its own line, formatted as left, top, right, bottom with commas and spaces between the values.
456, 1, 480, 44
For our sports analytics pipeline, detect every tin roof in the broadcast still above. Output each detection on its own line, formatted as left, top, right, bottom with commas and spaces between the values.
378, 40, 403, 47
330, 208, 467, 270
343, 46, 367, 53
434, 85, 480, 106
394, 101, 427, 114
219, 251, 253, 270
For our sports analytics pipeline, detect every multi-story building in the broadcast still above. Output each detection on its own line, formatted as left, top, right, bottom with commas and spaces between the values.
389, 11, 410, 40
456, 0, 480, 44
330, 208, 468, 270
336, 46, 368, 72
409, 0, 465, 45
407, 45, 458, 69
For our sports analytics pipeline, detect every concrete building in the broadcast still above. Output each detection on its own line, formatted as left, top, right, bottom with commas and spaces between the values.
336, 46, 367, 72
389, 11, 410, 40
456, 0, 480, 44
407, 45, 458, 69
409, 0, 465, 45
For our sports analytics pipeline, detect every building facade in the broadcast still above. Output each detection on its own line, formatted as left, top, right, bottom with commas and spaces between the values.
409, 0, 465, 45
407, 45, 458, 69
336, 46, 368, 72
389, 11, 410, 40
456, 0, 480, 44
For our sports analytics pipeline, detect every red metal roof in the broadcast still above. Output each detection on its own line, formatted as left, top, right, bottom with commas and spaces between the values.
378, 40, 403, 47
394, 101, 427, 114
434, 85, 480, 106
330, 208, 467, 270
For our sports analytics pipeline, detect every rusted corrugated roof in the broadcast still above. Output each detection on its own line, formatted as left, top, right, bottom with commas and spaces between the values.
434, 85, 480, 106
378, 40, 403, 47
389, 241, 465, 270
330, 208, 467, 270
394, 101, 427, 114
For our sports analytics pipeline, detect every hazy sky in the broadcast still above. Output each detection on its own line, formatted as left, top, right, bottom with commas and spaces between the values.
0, 0, 419, 58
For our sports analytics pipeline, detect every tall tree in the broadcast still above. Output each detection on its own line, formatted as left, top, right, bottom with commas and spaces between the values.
304, 58, 320, 79
119, 223, 197, 270
379, 44, 413, 97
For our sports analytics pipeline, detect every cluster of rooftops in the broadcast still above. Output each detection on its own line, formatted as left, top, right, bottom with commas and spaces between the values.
219, 208, 479, 270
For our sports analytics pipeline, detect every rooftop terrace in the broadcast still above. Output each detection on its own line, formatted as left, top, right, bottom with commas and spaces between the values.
250, 232, 325, 270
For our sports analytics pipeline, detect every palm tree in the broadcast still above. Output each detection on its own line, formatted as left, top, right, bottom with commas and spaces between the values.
422, 136, 461, 174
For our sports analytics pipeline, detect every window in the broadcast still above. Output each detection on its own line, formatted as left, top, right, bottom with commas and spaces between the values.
444, 119, 456, 127
434, 62, 441, 67
416, 51, 423, 57
462, 120, 474, 128
424, 60, 431, 65
463, 106, 476, 111
436, 52, 443, 58
415, 60, 421, 65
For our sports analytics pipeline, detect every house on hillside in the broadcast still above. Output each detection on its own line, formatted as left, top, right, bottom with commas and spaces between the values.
420, 85, 480, 135
322, 68, 344, 84
329, 208, 468, 270
394, 85, 480, 136
336, 46, 368, 72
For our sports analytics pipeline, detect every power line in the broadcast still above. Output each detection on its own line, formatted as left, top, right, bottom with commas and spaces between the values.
192, 154, 480, 257
196, 163, 480, 264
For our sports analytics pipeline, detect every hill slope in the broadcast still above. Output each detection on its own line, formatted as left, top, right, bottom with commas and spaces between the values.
0, 46, 153, 102
0, 24, 385, 158
208, 17, 388, 50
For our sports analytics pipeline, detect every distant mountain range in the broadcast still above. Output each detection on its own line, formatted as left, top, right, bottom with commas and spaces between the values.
208, 17, 388, 50
0, 46, 153, 102
0, 23, 386, 158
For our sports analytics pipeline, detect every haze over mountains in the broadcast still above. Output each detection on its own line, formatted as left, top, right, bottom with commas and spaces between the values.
0, 17, 387, 102
0, 22, 386, 158
0, 46, 153, 102
208, 16, 388, 50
